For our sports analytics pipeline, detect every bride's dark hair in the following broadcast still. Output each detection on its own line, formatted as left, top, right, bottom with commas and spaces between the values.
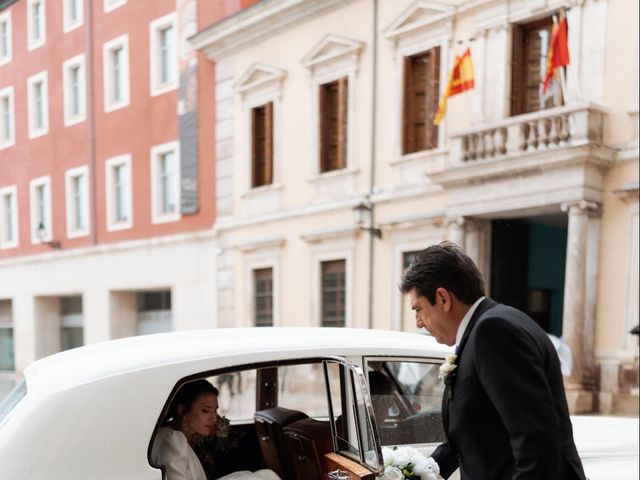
163, 379, 219, 427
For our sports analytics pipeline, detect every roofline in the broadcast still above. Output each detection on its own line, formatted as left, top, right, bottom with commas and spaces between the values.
190, 0, 359, 61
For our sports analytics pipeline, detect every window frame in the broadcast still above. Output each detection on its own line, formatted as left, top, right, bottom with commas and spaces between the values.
0, 185, 19, 249
0, 10, 12, 66
320, 259, 347, 328
402, 46, 441, 155
0, 85, 15, 149
319, 77, 348, 174
149, 12, 178, 97
103, 34, 130, 112
27, 0, 46, 51
62, 54, 86, 126
150, 140, 181, 224
63, 0, 83, 33
103, 0, 126, 13
29, 175, 52, 244
105, 154, 133, 231
252, 267, 274, 327
27, 70, 49, 138
250, 102, 274, 188
64, 165, 90, 238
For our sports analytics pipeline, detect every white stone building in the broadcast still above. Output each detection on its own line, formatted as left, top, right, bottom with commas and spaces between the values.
192, 0, 639, 414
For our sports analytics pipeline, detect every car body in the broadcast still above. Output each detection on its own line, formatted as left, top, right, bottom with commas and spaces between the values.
0, 327, 637, 479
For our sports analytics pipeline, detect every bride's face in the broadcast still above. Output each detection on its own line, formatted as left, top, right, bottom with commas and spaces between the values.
182, 393, 219, 439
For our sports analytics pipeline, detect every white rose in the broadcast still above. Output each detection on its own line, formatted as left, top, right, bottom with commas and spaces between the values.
439, 362, 457, 375
381, 446, 395, 467
392, 446, 411, 467
407, 446, 425, 466
446, 354, 457, 364
413, 456, 441, 480
382, 466, 404, 480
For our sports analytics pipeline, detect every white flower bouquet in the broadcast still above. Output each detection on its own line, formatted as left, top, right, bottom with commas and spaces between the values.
381, 446, 443, 480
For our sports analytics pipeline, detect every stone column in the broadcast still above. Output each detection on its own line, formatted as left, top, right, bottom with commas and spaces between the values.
561, 200, 599, 413
447, 217, 466, 250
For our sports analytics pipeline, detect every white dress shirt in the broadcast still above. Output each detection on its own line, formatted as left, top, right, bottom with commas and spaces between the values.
455, 296, 486, 348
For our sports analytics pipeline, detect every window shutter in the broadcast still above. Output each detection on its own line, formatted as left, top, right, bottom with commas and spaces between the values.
510, 25, 525, 116
338, 76, 348, 169
264, 102, 273, 185
319, 82, 327, 172
251, 106, 258, 186
402, 56, 413, 154
426, 46, 440, 149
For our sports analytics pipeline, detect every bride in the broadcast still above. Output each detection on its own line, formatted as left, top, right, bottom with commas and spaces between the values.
151, 380, 280, 480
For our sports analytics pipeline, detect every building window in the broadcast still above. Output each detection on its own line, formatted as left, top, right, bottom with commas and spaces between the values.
0, 86, 15, 148
27, 0, 46, 50
29, 176, 52, 244
319, 77, 348, 173
104, 0, 126, 13
251, 103, 273, 188
63, 54, 86, 126
0, 185, 18, 249
105, 154, 132, 231
63, 0, 83, 32
0, 10, 12, 66
511, 17, 563, 116
27, 71, 49, 138
321, 260, 346, 327
0, 300, 14, 371
65, 166, 89, 238
103, 35, 130, 112
151, 141, 180, 224
402, 47, 440, 154
254, 268, 273, 327
137, 291, 171, 335
60, 296, 83, 351
150, 13, 177, 96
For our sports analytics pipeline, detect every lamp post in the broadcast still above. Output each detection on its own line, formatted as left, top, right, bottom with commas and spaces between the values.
352, 201, 382, 239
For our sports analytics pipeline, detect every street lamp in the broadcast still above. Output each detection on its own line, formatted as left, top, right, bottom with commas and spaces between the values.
36, 222, 61, 249
352, 201, 382, 239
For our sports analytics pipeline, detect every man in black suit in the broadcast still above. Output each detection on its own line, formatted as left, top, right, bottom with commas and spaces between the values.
400, 241, 586, 480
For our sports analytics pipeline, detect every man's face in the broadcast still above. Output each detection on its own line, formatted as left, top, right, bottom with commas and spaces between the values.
409, 287, 455, 346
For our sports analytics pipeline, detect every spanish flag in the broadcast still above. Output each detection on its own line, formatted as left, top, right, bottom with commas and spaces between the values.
542, 17, 570, 93
434, 48, 475, 125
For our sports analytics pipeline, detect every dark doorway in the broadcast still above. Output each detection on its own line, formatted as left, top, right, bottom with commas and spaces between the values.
490, 217, 567, 335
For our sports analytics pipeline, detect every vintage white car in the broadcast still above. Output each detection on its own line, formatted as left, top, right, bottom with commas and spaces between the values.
0, 328, 637, 479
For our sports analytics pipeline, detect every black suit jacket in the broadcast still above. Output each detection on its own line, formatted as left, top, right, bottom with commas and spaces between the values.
431, 298, 586, 480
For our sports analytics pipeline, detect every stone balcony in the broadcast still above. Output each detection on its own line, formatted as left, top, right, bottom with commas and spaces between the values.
430, 103, 616, 218
448, 103, 608, 167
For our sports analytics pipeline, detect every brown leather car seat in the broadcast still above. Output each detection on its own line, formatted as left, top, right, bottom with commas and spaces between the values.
283, 418, 333, 480
254, 407, 308, 480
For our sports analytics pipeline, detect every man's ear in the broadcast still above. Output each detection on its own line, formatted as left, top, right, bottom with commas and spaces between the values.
435, 288, 453, 312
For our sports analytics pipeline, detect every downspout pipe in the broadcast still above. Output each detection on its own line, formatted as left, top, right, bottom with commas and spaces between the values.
86, 0, 97, 246
367, 0, 378, 330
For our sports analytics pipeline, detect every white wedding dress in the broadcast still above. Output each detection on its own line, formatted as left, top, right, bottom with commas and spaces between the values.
152, 427, 281, 480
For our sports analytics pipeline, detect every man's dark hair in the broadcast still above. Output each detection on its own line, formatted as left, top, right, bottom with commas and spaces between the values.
400, 241, 485, 305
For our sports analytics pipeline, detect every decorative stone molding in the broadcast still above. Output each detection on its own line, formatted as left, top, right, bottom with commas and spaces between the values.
301, 226, 360, 244
191, 0, 359, 61
236, 236, 286, 253
384, 1, 455, 41
301, 34, 364, 73
235, 64, 286, 96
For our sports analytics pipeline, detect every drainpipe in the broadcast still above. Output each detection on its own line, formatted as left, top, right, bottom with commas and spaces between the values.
367, 0, 378, 329
86, 0, 97, 246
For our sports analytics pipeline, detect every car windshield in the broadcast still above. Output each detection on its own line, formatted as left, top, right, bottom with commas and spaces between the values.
0, 379, 26, 425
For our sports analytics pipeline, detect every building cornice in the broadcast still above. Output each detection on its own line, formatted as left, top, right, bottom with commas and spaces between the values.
190, 0, 359, 61
0, 230, 217, 267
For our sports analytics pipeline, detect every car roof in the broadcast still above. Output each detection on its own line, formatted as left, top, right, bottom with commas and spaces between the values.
24, 327, 451, 391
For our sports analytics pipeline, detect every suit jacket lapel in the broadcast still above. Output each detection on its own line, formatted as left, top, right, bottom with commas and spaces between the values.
443, 298, 497, 437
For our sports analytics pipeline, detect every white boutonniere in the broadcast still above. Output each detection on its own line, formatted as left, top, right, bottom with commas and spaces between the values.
439, 354, 458, 400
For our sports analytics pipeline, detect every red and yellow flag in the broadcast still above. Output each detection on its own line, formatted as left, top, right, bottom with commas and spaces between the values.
542, 17, 570, 93
434, 48, 475, 125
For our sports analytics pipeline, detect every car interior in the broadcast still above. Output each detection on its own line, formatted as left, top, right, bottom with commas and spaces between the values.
149, 357, 444, 480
